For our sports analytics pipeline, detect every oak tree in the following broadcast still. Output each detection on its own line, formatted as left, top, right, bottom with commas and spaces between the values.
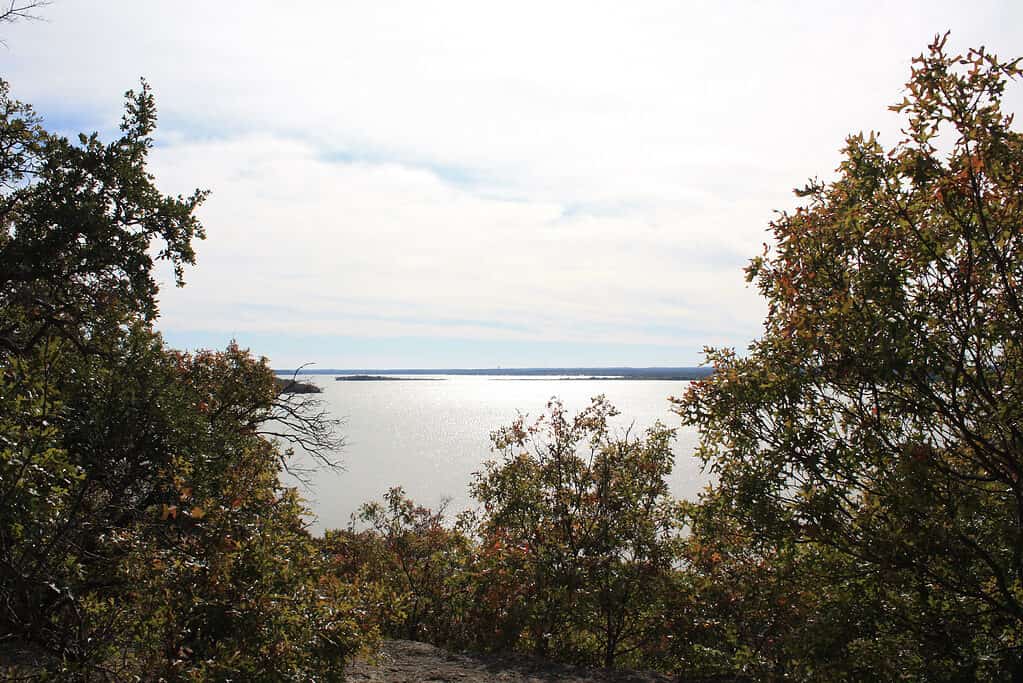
677, 35, 1023, 679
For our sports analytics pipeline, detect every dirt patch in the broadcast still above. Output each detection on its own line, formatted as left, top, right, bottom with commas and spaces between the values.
345, 639, 677, 682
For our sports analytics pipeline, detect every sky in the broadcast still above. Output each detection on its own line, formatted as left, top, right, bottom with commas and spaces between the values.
2, 1, 1021, 368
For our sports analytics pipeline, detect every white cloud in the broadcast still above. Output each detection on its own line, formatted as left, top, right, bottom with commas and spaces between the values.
3, 1, 1021, 364
148, 135, 764, 349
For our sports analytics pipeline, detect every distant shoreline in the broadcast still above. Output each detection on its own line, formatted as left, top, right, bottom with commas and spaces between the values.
491, 376, 701, 382
335, 375, 444, 382
274, 367, 713, 381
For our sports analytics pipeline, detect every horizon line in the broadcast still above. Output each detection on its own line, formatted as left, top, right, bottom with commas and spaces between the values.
273, 366, 713, 376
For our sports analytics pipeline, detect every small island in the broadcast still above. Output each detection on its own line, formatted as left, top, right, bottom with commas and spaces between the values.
274, 377, 322, 394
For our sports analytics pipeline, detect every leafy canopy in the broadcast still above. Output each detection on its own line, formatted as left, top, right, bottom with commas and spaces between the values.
677, 34, 1023, 678
0, 78, 367, 680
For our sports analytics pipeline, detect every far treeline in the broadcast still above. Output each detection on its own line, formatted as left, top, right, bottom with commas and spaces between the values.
277, 367, 717, 380
3, 33, 1023, 681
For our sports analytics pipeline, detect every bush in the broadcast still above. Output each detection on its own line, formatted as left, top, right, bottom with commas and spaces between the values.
470, 396, 683, 667
326, 488, 473, 644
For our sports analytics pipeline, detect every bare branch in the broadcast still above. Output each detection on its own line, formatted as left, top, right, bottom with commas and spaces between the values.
259, 367, 346, 483
0, 1, 50, 24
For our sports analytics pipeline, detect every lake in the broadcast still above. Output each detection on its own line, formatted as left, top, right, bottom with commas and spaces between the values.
279, 375, 708, 534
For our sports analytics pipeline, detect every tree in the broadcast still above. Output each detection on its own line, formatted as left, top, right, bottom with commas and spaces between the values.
471, 396, 682, 667
0, 78, 206, 358
677, 35, 1023, 679
0, 77, 367, 679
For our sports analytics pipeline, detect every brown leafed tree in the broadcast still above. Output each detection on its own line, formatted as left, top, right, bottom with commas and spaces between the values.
677, 34, 1023, 679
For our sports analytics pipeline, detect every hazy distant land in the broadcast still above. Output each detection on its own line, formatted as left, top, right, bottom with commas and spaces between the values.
335, 375, 445, 382
274, 367, 714, 381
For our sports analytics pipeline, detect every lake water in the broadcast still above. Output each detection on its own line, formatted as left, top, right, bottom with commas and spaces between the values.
280, 376, 708, 534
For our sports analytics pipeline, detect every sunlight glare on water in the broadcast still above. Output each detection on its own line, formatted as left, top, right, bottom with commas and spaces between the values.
280, 375, 707, 534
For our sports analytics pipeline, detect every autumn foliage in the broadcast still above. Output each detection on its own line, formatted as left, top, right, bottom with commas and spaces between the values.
326, 397, 683, 669
0, 81, 374, 679
676, 35, 1023, 679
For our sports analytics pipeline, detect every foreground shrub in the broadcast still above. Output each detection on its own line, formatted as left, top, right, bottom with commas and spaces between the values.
471, 396, 683, 667
334, 397, 684, 670
323, 487, 473, 645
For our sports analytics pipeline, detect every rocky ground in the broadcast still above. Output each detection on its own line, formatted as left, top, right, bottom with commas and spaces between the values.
345, 639, 678, 683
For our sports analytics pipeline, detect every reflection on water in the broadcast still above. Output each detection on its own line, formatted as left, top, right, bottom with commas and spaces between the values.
279, 376, 707, 534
